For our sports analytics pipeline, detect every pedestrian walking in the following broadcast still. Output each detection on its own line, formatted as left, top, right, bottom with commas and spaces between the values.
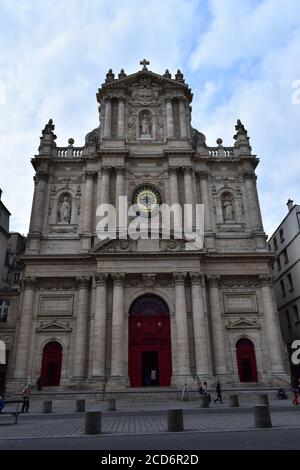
0, 396, 6, 413
35, 377, 42, 391
214, 380, 223, 404
21, 384, 31, 413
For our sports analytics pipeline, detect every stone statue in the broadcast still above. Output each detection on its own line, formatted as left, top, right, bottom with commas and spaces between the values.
223, 198, 234, 222
58, 197, 71, 224
140, 114, 151, 136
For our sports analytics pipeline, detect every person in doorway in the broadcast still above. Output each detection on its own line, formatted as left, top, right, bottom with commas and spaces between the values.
35, 377, 42, 391
150, 369, 157, 385
214, 380, 223, 404
0, 396, 6, 413
21, 384, 31, 413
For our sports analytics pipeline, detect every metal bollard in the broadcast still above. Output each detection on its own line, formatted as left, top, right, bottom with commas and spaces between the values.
258, 394, 269, 406
42, 400, 52, 414
200, 395, 210, 408
85, 411, 102, 434
253, 405, 272, 428
167, 409, 184, 432
106, 398, 116, 411
76, 399, 85, 412
229, 395, 239, 407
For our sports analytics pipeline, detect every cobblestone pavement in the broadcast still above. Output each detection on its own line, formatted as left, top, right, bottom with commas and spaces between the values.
0, 410, 300, 440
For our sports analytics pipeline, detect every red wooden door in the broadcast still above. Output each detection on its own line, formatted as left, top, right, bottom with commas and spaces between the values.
41, 342, 62, 386
236, 338, 258, 382
129, 311, 172, 387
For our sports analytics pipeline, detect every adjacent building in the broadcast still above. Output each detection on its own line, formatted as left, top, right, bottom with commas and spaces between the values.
0, 191, 25, 394
268, 199, 300, 381
6, 62, 288, 393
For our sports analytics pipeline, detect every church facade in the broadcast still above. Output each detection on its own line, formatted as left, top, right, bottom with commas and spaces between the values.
7, 62, 288, 392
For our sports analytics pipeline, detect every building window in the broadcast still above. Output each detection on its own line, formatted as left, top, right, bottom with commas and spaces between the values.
14, 273, 20, 283
285, 310, 291, 328
279, 228, 284, 243
277, 257, 281, 271
268, 243, 271, 251
283, 248, 289, 264
0, 300, 9, 322
280, 279, 286, 297
293, 305, 300, 324
273, 236, 278, 250
287, 273, 294, 291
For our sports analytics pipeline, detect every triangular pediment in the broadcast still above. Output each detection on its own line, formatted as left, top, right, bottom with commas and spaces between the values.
97, 69, 192, 102
226, 318, 260, 330
37, 321, 72, 333
91, 237, 137, 254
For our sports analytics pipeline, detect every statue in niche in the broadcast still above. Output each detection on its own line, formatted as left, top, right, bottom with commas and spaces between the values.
222, 196, 234, 222
140, 112, 152, 138
58, 196, 71, 224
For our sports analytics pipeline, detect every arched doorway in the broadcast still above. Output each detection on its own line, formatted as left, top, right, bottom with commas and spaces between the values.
236, 338, 258, 382
128, 294, 172, 387
41, 341, 62, 386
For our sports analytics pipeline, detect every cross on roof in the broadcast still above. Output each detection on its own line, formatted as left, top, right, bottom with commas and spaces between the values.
140, 59, 150, 70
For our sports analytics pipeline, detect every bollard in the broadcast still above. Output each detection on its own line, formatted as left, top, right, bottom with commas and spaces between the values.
258, 394, 269, 406
229, 395, 239, 407
42, 400, 52, 414
106, 398, 116, 411
253, 405, 272, 428
76, 399, 85, 412
167, 409, 184, 432
85, 411, 102, 434
200, 395, 210, 408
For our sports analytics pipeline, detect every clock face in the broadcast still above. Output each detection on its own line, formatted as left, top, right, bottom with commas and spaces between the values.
132, 184, 162, 216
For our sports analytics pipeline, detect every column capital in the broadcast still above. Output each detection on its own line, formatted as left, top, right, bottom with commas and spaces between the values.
76, 276, 91, 288
169, 167, 178, 176
258, 274, 273, 287
173, 272, 187, 285
206, 274, 221, 287
197, 170, 209, 180
243, 171, 256, 181
183, 166, 193, 176
23, 276, 37, 289
190, 272, 204, 286
36, 171, 50, 182
112, 273, 125, 285
85, 170, 97, 180
95, 273, 109, 286
101, 166, 111, 176
115, 166, 125, 175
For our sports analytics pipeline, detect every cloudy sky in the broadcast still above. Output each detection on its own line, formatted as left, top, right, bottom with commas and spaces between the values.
0, 0, 300, 237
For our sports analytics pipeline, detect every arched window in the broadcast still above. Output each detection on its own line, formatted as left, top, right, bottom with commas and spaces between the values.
129, 294, 169, 316
236, 338, 258, 382
41, 341, 63, 386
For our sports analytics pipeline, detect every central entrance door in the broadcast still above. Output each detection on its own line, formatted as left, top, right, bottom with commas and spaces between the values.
128, 294, 172, 387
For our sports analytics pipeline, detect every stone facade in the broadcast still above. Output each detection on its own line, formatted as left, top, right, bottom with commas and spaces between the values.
6, 62, 288, 392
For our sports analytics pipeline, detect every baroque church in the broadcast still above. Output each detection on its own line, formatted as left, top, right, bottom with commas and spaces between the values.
6, 61, 288, 393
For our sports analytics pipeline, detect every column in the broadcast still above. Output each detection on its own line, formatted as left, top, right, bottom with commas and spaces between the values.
83, 171, 96, 233
173, 273, 190, 377
259, 275, 285, 374
73, 277, 90, 379
183, 167, 193, 205
117, 98, 125, 138
29, 171, 49, 234
169, 168, 181, 234
115, 165, 124, 221
14, 277, 37, 379
244, 172, 263, 231
179, 99, 188, 138
198, 171, 212, 232
166, 98, 174, 138
110, 273, 125, 379
104, 98, 112, 138
207, 275, 227, 375
190, 273, 211, 376
91, 273, 108, 378
100, 167, 110, 205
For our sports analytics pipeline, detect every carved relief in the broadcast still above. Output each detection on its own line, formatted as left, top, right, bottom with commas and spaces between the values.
130, 80, 159, 105
160, 239, 185, 252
